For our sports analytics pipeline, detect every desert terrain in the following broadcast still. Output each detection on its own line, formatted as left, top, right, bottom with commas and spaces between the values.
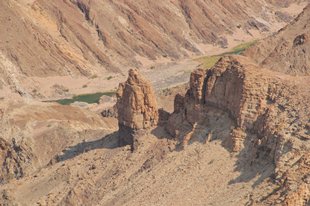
0, 1, 309, 206
0, 0, 308, 100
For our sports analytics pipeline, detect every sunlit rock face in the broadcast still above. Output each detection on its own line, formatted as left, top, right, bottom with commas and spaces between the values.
116, 69, 158, 149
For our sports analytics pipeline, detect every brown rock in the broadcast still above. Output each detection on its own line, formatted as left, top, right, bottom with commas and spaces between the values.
101, 108, 117, 118
0, 138, 33, 184
167, 54, 310, 204
167, 56, 269, 139
230, 128, 246, 152
116, 69, 158, 149
182, 68, 208, 125
158, 108, 170, 126
293, 33, 308, 46
188, 68, 206, 104
173, 94, 185, 113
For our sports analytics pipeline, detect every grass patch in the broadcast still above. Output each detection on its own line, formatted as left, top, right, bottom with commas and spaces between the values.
195, 40, 258, 69
196, 56, 222, 69
54, 92, 115, 105
229, 40, 258, 55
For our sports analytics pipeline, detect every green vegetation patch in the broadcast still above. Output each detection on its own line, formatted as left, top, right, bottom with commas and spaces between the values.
196, 55, 222, 70
228, 40, 258, 55
195, 40, 258, 69
54, 92, 115, 105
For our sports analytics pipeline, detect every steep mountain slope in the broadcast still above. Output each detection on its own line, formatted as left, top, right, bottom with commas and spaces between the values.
1, 57, 309, 205
0, 0, 307, 96
0, 2, 309, 206
245, 4, 310, 75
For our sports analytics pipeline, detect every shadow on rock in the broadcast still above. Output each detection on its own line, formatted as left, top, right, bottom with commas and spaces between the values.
52, 131, 119, 163
228, 132, 276, 188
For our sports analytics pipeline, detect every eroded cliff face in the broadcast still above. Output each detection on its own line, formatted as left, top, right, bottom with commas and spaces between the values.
0, 57, 308, 205
116, 69, 158, 149
168, 56, 270, 146
166, 56, 310, 205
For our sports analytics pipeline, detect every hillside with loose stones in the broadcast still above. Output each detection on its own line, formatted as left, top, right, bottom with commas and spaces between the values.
0, 1, 309, 206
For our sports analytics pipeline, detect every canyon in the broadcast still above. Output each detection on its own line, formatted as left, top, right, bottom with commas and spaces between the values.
0, 0, 307, 99
0, 1, 309, 206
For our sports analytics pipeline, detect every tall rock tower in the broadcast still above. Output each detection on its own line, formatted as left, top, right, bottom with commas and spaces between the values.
116, 69, 158, 150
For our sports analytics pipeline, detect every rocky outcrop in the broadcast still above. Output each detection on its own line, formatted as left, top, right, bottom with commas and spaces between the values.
116, 69, 158, 150
166, 69, 206, 140
293, 33, 308, 46
205, 57, 271, 130
188, 69, 206, 105
281, 153, 310, 206
101, 107, 117, 118
0, 138, 34, 184
166, 55, 310, 205
230, 128, 246, 152
167, 56, 270, 146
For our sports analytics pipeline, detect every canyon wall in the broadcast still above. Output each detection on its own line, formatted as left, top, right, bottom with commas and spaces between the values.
0, 0, 306, 79
166, 55, 310, 205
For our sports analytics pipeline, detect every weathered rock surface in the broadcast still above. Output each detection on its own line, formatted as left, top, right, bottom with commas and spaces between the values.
117, 69, 158, 149
188, 69, 206, 105
166, 55, 310, 205
0, 3, 309, 204
0, 138, 34, 184
0, 55, 308, 205
168, 56, 279, 144
101, 108, 117, 118
0, 99, 117, 184
0, 0, 306, 97
230, 128, 247, 152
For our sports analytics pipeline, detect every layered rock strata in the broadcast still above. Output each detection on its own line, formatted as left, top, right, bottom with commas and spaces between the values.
166, 55, 310, 205
168, 56, 271, 147
116, 69, 158, 150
